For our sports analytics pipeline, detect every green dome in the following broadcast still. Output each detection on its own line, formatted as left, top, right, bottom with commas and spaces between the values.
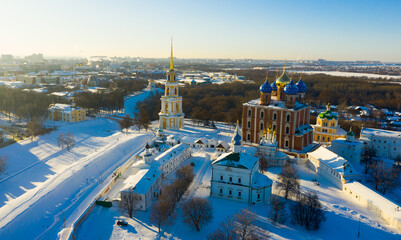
276, 71, 291, 87
318, 110, 338, 120
347, 130, 355, 136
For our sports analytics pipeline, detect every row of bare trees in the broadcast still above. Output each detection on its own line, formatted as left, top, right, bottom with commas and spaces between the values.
119, 113, 151, 133
273, 163, 326, 230
150, 165, 195, 232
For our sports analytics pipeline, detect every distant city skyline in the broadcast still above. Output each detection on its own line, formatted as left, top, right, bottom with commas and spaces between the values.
1, 0, 401, 62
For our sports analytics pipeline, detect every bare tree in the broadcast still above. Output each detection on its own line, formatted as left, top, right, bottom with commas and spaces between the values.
65, 132, 75, 151
270, 195, 286, 224
57, 133, 65, 149
182, 197, 213, 231
234, 209, 263, 240
369, 161, 399, 195
362, 145, 376, 174
119, 191, 140, 218
119, 114, 133, 133
0, 155, 7, 175
176, 164, 195, 183
26, 120, 42, 141
258, 154, 268, 174
277, 162, 300, 199
207, 217, 236, 240
150, 199, 176, 233
291, 191, 325, 230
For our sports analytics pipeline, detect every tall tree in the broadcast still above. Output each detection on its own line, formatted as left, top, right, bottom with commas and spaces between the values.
277, 163, 300, 199
182, 197, 213, 231
150, 199, 176, 233
0, 155, 7, 175
26, 120, 42, 141
119, 114, 133, 133
291, 191, 325, 230
119, 191, 140, 218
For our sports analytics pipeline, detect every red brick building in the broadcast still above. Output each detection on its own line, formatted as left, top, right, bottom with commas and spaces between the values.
242, 70, 313, 151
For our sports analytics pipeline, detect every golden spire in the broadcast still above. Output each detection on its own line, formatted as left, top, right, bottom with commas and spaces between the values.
283, 58, 286, 71
275, 71, 279, 79
327, 103, 331, 111
265, 69, 269, 80
300, 70, 303, 79
290, 72, 293, 79
170, 37, 174, 70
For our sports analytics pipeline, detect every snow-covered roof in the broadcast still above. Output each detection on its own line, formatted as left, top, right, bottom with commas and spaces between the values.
308, 146, 356, 175
244, 98, 309, 111
345, 182, 401, 221
216, 141, 230, 150
212, 152, 258, 170
154, 143, 189, 164
330, 138, 364, 146
49, 103, 72, 111
120, 167, 161, 194
361, 128, 401, 138
251, 172, 272, 188
121, 169, 148, 192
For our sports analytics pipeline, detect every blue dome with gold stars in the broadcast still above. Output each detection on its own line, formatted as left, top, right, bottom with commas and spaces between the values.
271, 80, 277, 91
260, 79, 272, 93
284, 79, 299, 95
296, 78, 307, 93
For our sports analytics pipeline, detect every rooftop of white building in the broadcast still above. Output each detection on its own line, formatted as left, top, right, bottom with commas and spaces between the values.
345, 182, 401, 221
212, 151, 258, 170
308, 146, 358, 176
330, 137, 364, 146
251, 172, 273, 188
154, 143, 189, 165
361, 127, 401, 138
120, 167, 161, 195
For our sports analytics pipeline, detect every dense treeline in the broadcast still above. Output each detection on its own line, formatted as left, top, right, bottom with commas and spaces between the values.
227, 70, 401, 111
181, 82, 257, 123
0, 86, 65, 121
74, 90, 125, 115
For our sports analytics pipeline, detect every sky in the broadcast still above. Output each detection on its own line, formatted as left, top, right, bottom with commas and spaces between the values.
0, 0, 401, 61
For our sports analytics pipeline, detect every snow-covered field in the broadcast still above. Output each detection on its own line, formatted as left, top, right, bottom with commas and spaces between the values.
295, 70, 401, 80
72, 122, 401, 240
0, 118, 153, 239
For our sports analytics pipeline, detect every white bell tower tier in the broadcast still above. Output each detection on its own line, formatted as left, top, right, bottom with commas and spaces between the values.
158, 39, 184, 130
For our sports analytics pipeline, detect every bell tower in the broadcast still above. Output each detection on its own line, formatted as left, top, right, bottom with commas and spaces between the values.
158, 39, 185, 129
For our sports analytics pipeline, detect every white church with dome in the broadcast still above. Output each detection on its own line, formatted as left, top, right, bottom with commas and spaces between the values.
210, 122, 272, 205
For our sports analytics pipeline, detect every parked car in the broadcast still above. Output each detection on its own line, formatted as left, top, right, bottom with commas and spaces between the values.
116, 220, 128, 226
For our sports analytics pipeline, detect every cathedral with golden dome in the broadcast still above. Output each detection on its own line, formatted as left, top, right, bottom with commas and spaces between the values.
158, 41, 184, 129
242, 67, 313, 151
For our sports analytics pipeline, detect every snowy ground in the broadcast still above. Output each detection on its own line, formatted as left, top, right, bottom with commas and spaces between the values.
73, 122, 401, 240
292, 70, 401, 80
123, 89, 163, 118
0, 118, 153, 239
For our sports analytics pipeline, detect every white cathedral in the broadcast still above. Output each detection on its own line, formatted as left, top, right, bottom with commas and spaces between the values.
210, 122, 272, 205
158, 41, 184, 130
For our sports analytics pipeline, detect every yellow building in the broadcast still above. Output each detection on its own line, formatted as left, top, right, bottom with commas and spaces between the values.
48, 103, 86, 122
313, 104, 346, 143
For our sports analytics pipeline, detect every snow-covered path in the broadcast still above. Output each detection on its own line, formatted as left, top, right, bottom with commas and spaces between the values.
0, 118, 152, 239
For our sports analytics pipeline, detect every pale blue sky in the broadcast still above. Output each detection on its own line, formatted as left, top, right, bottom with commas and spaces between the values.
1, 0, 400, 61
